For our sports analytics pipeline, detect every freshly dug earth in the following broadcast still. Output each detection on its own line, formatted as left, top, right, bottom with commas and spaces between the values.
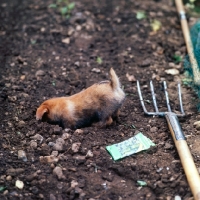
1, 0, 200, 199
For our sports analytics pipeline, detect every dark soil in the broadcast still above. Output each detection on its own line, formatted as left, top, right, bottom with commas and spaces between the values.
0, 0, 200, 199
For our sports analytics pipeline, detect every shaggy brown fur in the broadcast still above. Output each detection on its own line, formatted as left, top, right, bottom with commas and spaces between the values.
36, 68, 125, 129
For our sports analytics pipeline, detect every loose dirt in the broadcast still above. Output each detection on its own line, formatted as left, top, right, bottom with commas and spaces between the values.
0, 0, 200, 199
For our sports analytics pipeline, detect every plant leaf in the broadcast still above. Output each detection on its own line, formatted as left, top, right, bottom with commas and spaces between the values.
150, 19, 161, 32
136, 11, 146, 20
49, 4, 57, 8
60, 7, 68, 16
0, 186, 6, 192
68, 2, 75, 10
173, 54, 182, 63
96, 57, 103, 64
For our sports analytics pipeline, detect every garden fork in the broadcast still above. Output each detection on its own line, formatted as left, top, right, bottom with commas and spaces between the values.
137, 80, 200, 200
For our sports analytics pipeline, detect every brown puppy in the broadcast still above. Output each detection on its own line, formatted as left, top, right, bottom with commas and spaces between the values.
36, 68, 125, 129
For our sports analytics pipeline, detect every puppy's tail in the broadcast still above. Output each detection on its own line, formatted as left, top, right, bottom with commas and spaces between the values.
110, 68, 121, 90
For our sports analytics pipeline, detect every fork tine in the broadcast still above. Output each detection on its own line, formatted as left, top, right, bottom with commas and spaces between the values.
163, 81, 172, 112
137, 80, 149, 114
150, 81, 159, 113
178, 83, 185, 116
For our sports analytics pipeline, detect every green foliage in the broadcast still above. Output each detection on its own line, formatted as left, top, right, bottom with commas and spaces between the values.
136, 11, 146, 20
30, 39, 36, 45
96, 57, 103, 64
49, 0, 75, 18
173, 54, 182, 63
0, 186, 6, 192
49, 4, 57, 8
185, 0, 200, 14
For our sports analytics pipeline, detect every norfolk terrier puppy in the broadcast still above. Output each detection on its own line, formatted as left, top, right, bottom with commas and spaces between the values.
36, 68, 125, 129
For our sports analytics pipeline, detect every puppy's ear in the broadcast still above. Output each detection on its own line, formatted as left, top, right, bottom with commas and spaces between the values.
36, 105, 48, 120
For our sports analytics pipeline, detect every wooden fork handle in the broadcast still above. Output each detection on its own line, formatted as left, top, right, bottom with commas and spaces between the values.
175, 0, 200, 85
165, 112, 200, 200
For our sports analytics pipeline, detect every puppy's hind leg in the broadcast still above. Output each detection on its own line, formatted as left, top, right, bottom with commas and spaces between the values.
91, 116, 113, 128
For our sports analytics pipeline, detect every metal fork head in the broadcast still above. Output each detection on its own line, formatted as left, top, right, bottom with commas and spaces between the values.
137, 80, 185, 117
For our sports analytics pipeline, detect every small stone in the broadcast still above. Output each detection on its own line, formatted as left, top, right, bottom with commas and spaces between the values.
76, 25, 82, 31
18, 120, 25, 127
164, 143, 173, 150
3, 190, 8, 195
168, 62, 175, 68
51, 151, 59, 157
62, 133, 71, 140
150, 127, 158, 133
102, 173, 114, 182
50, 163, 55, 169
156, 180, 166, 188
30, 141, 37, 149
56, 138, 65, 145
20, 75, 26, 80
74, 61, 80, 67
174, 195, 182, 200
62, 38, 70, 44
165, 69, 179, 75
53, 143, 63, 151
40, 27, 45, 32
10, 191, 18, 197
35, 70, 45, 76
86, 150, 93, 158
56, 183, 63, 191
8, 96, 17, 102
64, 128, 71, 133
54, 125, 62, 134
73, 155, 86, 164
68, 26, 75, 36
74, 129, 84, 134
15, 180, 24, 189
91, 68, 101, 73
72, 143, 81, 153
71, 180, 78, 188
53, 166, 65, 180
6, 168, 24, 176
30, 134, 44, 143
31, 186, 39, 194
6, 175, 12, 181
126, 73, 136, 82
140, 58, 151, 67
74, 186, 83, 194
39, 155, 59, 163
68, 167, 77, 172
50, 194, 56, 200
10, 62, 15, 67
194, 121, 200, 130
26, 173, 37, 182
18, 150, 27, 162
39, 194, 44, 199
48, 142, 55, 147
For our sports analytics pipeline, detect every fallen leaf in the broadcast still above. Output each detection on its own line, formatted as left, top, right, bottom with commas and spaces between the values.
150, 19, 161, 32
96, 57, 103, 64
136, 11, 146, 20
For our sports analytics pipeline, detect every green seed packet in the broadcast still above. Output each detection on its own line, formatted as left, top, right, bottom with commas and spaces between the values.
106, 132, 155, 160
